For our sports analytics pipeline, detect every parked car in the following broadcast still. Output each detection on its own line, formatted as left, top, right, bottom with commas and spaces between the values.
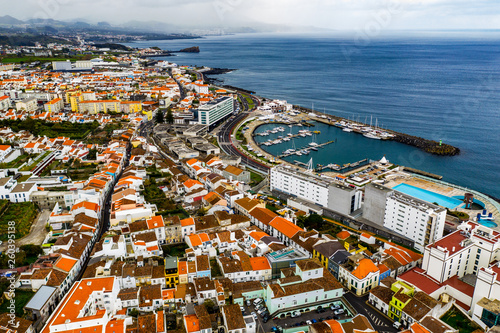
290, 311, 301, 318
253, 298, 264, 306
316, 306, 326, 313
246, 300, 252, 307
251, 312, 258, 320
306, 320, 312, 325
334, 308, 345, 315
262, 314, 270, 323
393, 322, 402, 329
255, 303, 264, 311
311, 319, 318, 324
330, 304, 341, 311
257, 308, 268, 315
240, 306, 245, 312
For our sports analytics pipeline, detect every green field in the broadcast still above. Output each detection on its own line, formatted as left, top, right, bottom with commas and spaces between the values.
0, 119, 99, 140
0, 153, 34, 169
0, 201, 38, 241
249, 171, 264, 185
1, 54, 94, 64
0, 289, 35, 317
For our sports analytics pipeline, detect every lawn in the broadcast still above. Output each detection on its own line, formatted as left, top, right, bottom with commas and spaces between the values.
441, 306, 482, 333
0, 289, 35, 317
0, 153, 33, 169
249, 171, 264, 185
0, 201, 38, 241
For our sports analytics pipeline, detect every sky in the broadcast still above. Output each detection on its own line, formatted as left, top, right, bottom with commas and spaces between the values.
2, 0, 500, 31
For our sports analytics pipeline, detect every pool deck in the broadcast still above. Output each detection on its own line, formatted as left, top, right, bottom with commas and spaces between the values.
384, 171, 500, 228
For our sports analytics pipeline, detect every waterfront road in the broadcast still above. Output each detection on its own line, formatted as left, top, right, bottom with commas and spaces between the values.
218, 111, 269, 174
343, 292, 397, 333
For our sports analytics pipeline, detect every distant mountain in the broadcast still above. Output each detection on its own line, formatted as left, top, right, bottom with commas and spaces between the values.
0, 15, 24, 25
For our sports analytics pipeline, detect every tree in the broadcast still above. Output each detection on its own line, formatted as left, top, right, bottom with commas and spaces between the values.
155, 110, 164, 123
165, 108, 174, 124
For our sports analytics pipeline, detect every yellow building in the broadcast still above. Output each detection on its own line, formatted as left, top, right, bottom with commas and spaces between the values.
142, 109, 153, 121
165, 257, 180, 288
68, 92, 83, 112
44, 98, 64, 113
78, 100, 120, 114
313, 241, 344, 269
120, 101, 143, 114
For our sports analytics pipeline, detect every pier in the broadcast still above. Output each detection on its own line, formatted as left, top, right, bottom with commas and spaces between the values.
315, 158, 370, 173
279, 140, 336, 158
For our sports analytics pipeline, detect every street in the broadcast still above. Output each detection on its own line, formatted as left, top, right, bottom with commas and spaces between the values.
343, 292, 398, 333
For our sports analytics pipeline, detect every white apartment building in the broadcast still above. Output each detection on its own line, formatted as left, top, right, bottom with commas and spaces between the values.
384, 191, 446, 252
269, 166, 362, 215
0, 95, 11, 110
422, 221, 500, 283
16, 98, 38, 112
198, 96, 234, 127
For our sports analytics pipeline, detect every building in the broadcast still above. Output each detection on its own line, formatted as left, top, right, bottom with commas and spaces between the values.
222, 165, 250, 183
44, 98, 64, 113
0, 95, 11, 110
313, 240, 344, 270
0, 145, 12, 162
270, 166, 362, 215
384, 191, 446, 252
10, 182, 37, 203
16, 98, 38, 112
198, 96, 234, 127
41, 277, 121, 333
31, 191, 74, 210
422, 221, 500, 283
165, 257, 179, 288
24, 285, 58, 332
338, 253, 380, 296
78, 100, 120, 114
265, 259, 344, 316
362, 183, 393, 225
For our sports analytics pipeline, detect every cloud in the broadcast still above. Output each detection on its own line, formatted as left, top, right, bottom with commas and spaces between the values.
1, 0, 499, 30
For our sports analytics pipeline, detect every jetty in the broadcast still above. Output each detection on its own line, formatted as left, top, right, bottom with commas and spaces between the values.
314, 158, 370, 173
279, 140, 336, 158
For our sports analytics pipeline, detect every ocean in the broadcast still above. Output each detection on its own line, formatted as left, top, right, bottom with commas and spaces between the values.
125, 32, 500, 198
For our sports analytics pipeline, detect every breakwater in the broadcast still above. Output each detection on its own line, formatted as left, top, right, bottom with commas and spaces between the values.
293, 105, 460, 156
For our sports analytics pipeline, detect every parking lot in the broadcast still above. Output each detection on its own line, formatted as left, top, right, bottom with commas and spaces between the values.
242, 299, 353, 332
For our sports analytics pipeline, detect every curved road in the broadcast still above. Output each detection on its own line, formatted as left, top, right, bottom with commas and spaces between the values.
217, 94, 270, 174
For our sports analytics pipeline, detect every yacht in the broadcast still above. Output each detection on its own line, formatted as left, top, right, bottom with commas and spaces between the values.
343, 127, 353, 132
363, 131, 381, 140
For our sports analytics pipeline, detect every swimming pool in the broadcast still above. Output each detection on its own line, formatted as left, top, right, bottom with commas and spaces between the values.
478, 220, 498, 228
393, 183, 464, 209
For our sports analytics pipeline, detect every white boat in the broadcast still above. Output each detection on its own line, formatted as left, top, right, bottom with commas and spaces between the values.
309, 142, 318, 146
363, 132, 381, 140
300, 134, 306, 137
343, 128, 353, 132
296, 152, 302, 156
311, 147, 318, 151
306, 132, 313, 136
